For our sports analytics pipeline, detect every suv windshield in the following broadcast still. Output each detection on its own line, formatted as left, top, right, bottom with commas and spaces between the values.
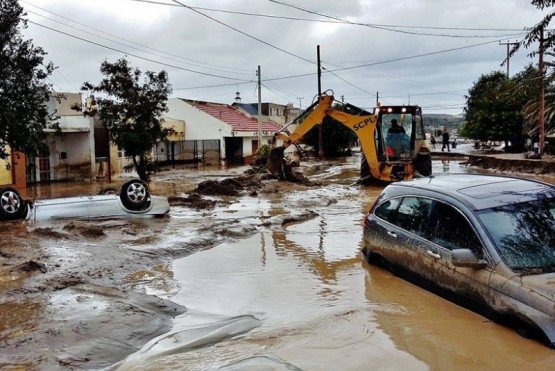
478, 198, 555, 273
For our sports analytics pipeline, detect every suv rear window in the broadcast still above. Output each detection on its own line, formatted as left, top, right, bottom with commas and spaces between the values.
396, 197, 432, 238
374, 198, 401, 222
429, 202, 482, 254
374, 196, 483, 255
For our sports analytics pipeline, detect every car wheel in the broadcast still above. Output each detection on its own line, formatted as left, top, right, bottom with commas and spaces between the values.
120, 180, 151, 211
0, 187, 27, 221
414, 153, 432, 176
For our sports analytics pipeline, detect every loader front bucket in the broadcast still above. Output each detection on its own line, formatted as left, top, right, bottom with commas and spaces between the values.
266, 146, 287, 178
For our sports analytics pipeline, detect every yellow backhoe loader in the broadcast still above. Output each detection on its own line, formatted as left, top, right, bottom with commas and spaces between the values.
267, 91, 431, 183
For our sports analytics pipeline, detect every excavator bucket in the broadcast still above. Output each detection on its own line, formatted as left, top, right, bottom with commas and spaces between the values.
266, 145, 307, 183
266, 145, 286, 179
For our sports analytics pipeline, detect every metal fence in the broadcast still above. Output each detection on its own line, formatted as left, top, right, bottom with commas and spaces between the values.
154, 139, 221, 166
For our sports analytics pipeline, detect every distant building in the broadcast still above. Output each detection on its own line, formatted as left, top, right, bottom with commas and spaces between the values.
232, 102, 302, 127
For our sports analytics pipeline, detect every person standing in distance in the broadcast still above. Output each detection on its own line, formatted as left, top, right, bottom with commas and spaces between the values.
442, 128, 450, 152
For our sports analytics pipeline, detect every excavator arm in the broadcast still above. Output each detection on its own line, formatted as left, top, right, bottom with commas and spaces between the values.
271, 92, 382, 179
273, 95, 334, 144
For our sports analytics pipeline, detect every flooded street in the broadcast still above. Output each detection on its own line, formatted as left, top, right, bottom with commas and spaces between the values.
2, 152, 555, 370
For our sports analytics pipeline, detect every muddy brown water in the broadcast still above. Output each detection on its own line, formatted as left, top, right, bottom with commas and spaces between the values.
2, 153, 555, 370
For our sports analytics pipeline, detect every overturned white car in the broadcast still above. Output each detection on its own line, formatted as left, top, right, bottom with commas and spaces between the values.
0, 179, 170, 222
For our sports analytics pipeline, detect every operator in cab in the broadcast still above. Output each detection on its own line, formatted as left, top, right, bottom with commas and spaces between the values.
386, 118, 409, 157
388, 119, 406, 134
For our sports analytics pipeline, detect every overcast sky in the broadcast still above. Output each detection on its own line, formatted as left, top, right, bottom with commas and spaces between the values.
19, 0, 551, 114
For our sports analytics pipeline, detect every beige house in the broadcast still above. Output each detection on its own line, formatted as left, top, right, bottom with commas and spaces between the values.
26, 92, 97, 183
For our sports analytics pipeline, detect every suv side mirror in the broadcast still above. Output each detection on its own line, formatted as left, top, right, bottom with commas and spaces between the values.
451, 249, 488, 269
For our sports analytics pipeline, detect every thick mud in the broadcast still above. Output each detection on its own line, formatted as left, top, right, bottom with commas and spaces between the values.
2, 152, 555, 370
465, 153, 555, 175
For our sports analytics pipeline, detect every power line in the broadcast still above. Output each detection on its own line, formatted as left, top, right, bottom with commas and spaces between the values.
22, 1, 254, 76
174, 40, 510, 92
173, 81, 254, 90
325, 69, 374, 96
169, 0, 316, 65
24, 1, 533, 110
267, 0, 528, 39
128, 0, 528, 96
27, 20, 253, 82
265, 39, 504, 83
131, 0, 532, 37
260, 82, 292, 102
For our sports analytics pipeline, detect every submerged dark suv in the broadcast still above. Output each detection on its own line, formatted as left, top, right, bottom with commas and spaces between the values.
363, 174, 555, 347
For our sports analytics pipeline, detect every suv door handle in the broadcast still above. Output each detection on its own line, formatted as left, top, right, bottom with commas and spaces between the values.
427, 250, 441, 259
386, 230, 397, 238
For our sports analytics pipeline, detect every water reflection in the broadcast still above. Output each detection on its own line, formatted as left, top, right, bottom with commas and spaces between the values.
362, 261, 555, 370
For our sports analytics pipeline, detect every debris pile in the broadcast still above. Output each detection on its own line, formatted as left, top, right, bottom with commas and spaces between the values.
168, 194, 216, 210
193, 175, 263, 196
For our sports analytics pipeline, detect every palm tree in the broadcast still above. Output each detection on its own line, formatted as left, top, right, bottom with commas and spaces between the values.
521, 54, 555, 139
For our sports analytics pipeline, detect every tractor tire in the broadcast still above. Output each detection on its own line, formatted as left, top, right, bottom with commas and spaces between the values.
414, 153, 432, 177
359, 155, 374, 184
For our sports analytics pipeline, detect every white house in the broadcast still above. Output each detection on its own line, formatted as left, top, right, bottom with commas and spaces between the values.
164, 98, 281, 165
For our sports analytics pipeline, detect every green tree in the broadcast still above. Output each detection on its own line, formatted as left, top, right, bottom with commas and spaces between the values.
509, 1, 555, 143
462, 70, 531, 146
522, 81, 555, 138
0, 0, 56, 159
511, 1, 555, 60
81, 58, 172, 181
515, 63, 555, 138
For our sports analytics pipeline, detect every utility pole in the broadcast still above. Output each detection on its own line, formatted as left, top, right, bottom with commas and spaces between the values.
257, 65, 262, 147
376, 91, 379, 106
499, 40, 519, 78
539, 27, 545, 156
317, 45, 323, 160
297, 97, 304, 109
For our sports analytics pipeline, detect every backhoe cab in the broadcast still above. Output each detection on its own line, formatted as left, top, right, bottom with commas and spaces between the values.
365, 104, 432, 181
267, 91, 431, 183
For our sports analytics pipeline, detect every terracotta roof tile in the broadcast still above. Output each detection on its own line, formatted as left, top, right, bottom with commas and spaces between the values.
183, 99, 281, 132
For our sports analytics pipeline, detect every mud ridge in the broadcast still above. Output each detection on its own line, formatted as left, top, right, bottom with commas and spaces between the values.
464, 154, 555, 175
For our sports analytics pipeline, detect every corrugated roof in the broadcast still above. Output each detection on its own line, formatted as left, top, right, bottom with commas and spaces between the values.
183, 99, 281, 132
